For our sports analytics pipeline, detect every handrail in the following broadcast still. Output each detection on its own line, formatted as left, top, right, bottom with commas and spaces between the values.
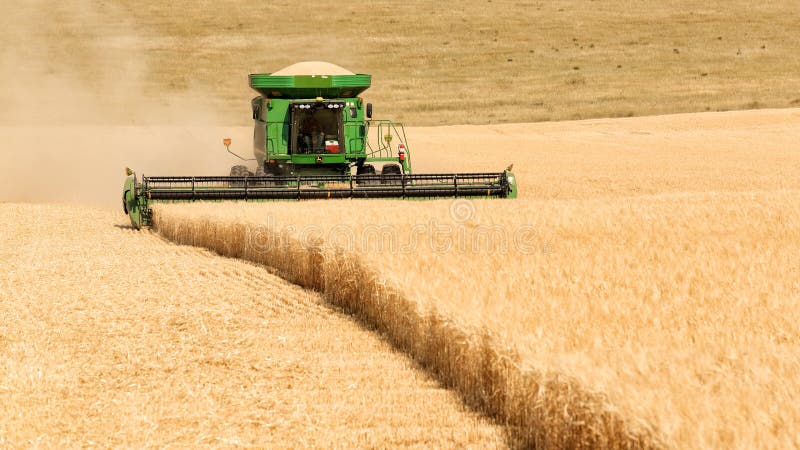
365, 119, 412, 173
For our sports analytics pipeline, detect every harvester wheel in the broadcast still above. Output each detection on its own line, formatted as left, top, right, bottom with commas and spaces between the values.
357, 164, 377, 185
229, 165, 250, 187
230, 165, 249, 177
252, 165, 267, 186
253, 165, 280, 187
381, 164, 403, 185
381, 164, 402, 175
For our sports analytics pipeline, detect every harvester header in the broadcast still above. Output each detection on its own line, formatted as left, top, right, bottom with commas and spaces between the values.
123, 62, 517, 229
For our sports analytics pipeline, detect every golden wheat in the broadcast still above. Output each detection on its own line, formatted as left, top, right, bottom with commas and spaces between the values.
0, 204, 505, 448
153, 110, 800, 449
155, 190, 800, 450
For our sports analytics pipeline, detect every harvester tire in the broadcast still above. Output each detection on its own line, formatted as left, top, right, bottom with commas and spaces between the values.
229, 165, 250, 187
252, 165, 267, 186
230, 165, 249, 177
381, 164, 402, 175
253, 165, 280, 186
357, 164, 377, 185
381, 164, 403, 185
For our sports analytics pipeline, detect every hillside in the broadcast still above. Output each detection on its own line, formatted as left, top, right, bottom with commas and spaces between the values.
2, 1, 799, 125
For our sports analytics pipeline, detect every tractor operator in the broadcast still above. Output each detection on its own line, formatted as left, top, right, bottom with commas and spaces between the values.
299, 117, 326, 153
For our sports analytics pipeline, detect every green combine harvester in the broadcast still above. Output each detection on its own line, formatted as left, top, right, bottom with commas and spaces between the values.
123, 62, 517, 229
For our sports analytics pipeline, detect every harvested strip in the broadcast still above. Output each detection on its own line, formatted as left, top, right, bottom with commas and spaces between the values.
0, 204, 506, 448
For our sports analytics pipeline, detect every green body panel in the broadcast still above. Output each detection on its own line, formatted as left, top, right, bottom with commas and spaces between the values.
263, 99, 290, 155
122, 175, 142, 229
290, 154, 347, 164
506, 172, 518, 199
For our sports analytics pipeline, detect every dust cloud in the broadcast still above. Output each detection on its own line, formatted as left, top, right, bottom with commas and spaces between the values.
0, 0, 247, 208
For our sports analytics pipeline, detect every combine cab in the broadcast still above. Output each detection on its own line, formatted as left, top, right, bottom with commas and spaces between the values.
123, 62, 517, 229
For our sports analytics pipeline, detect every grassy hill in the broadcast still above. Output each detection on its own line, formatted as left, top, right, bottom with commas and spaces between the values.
1, 1, 799, 125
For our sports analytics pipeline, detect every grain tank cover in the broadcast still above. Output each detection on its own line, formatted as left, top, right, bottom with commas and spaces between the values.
250, 61, 371, 99
249, 74, 371, 99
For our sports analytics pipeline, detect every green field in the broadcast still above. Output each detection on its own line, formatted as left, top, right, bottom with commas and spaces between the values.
2, 1, 799, 125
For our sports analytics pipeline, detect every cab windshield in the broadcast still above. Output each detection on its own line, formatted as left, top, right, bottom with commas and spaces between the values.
291, 104, 343, 154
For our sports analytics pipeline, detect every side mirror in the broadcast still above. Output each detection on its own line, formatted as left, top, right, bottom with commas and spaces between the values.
366, 103, 372, 119
251, 96, 262, 120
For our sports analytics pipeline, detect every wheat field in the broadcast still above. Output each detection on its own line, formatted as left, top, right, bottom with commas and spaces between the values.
153, 108, 800, 449
0, 204, 506, 448
3, 0, 800, 447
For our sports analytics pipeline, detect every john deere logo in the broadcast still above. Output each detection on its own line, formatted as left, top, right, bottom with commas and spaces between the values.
315, 156, 323, 164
